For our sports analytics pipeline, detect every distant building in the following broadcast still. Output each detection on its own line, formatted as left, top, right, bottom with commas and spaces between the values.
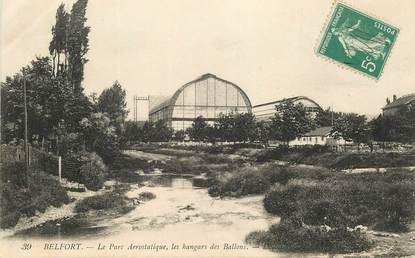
289, 126, 349, 146
149, 73, 252, 131
382, 93, 415, 116
252, 96, 322, 121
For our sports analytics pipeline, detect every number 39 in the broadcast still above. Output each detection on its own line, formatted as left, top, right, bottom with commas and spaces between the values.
361, 56, 376, 72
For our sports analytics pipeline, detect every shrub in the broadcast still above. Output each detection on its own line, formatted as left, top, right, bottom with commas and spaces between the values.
209, 169, 270, 197
74, 192, 129, 213
263, 184, 304, 217
138, 191, 156, 200
255, 145, 290, 162
262, 166, 291, 185
0, 162, 27, 187
247, 219, 372, 253
263, 169, 415, 232
79, 152, 106, 191
35, 151, 59, 176
0, 171, 69, 229
80, 163, 105, 191
0, 211, 21, 229
61, 151, 107, 191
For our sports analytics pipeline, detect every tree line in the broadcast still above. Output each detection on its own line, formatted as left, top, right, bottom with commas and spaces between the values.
124, 100, 415, 149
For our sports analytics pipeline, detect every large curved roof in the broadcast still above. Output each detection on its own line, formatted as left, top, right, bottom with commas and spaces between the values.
149, 73, 252, 113
253, 96, 323, 110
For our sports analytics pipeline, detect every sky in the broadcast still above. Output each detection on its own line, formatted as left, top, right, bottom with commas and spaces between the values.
1, 0, 415, 120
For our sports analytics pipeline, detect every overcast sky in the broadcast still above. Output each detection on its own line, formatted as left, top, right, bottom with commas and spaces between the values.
2, 0, 415, 119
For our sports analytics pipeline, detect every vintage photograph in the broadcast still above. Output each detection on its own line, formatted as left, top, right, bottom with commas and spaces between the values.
1, 1, 414, 257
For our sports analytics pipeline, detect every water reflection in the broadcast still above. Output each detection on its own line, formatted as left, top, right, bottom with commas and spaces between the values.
144, 174, 207, 188
11, 174, 208, 239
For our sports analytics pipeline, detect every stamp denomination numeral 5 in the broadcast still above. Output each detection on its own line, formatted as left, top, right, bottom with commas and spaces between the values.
361, 56, 376, 73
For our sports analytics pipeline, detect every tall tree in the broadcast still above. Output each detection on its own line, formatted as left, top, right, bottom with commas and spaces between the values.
270, 101, 314, 145
67, 0, 90, 93
97, 81, 128, 135
49, 4, 69, 76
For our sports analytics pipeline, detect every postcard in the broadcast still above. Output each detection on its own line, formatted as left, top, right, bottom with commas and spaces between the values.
1, 0, 414, 257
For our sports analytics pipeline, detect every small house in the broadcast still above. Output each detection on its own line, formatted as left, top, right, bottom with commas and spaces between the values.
289, 126, 348, 146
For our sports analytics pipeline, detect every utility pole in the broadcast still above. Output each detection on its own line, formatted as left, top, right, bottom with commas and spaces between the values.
23, 75, 29, 186
134, 96, 150, 125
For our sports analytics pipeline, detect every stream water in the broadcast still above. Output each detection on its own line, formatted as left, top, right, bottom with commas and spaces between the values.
10, 174, 291, 257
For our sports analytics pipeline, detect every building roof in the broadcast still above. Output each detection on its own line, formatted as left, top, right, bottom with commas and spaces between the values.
253, 96, 322, 110
382, 93, 415, 110
304, 126, 332, 137
149, 73, 252, 114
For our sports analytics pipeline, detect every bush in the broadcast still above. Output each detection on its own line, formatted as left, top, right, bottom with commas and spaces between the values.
264, 184, 305, 217
208, 169, 270, 197
0, 171, 70, 229
262, 166, 291, 185
74, 192, 128, 213
263, 169, 415, 232
35, 151, 59, 176
0, 162, 27, 187
79, 152, 106, 191
138, 191, 156, 200
246, 219, 372, 253
61, 151, 107, 190
0, 211, 21, 229
80, 163, 105, 191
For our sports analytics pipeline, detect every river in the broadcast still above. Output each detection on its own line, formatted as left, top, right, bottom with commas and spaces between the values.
6, 173, 301, 257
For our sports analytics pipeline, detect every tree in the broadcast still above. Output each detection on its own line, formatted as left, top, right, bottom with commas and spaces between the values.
187, 116, 209, 142
233, 112, 256, 143
152, 121, 173, 142
80, 112, 120, 163
371, 109, 415, 144
269, 101, 314, 145
172, 130, 186, 142
97, 81, 128, 135
216, 113, 235, 142
332, 113, 372, 151
67, 0, 90, 92
254, 120, 271, 148
315, 108, 343, 127
49, 4, 69, 76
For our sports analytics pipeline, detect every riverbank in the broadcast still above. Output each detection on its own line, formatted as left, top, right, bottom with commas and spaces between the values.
127, 145, 415, 256
0, 180, 118, 238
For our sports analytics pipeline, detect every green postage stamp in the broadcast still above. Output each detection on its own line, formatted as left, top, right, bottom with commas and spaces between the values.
318, 2, 399, 79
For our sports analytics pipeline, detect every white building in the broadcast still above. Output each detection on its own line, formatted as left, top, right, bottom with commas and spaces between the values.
289, 126, 349, 146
